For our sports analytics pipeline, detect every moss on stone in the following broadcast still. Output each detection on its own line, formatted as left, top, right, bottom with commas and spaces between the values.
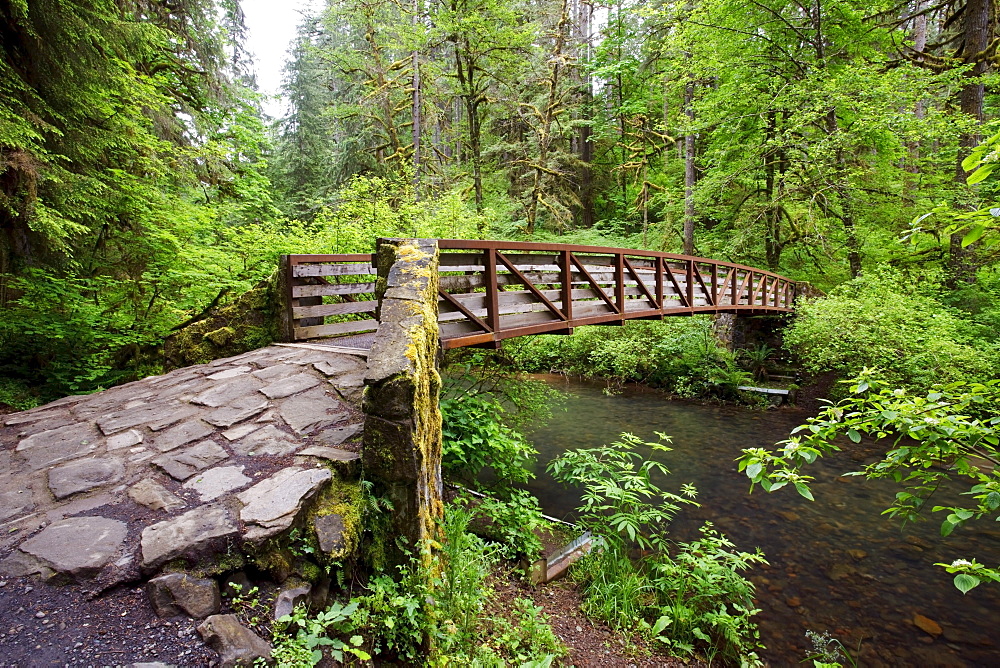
311, 478, 363, 563
204, 326, 236, 346
251, 544, 294, 582
162, 272, 281, 369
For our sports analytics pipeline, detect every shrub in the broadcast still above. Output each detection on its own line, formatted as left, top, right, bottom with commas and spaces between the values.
441, 393, 538, 490
507, 318, 752, 399
784, 271, 999, 392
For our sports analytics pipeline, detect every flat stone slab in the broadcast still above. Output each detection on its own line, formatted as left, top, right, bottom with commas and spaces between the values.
108, 428, 143, 450
313, 424, 363, 446
260, 373, 321, 400
205, 395, 269, 428
190, 376, 263, 408
19, 516, 128, 577
298, 446, 360, 463
15, 422, 102, 471
48, 456, 125, 499
183, 465, 251, 502
141, 504, 240, 568
153, 441, 230, 481
278, 390, 343, 434
129, 479, 186, 512
238, 467, 331, 540
96, 403, 196, 435
153, 419, 214, 453
206, 366, 252, 381
230, 425, 300, 457
313, 357, 366, 377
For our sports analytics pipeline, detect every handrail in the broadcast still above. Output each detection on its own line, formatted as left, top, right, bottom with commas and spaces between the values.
437, 239, 791, 281
280, 241, 797, 348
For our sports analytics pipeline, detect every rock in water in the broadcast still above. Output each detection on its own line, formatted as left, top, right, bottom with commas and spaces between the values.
913, 613, 942, 637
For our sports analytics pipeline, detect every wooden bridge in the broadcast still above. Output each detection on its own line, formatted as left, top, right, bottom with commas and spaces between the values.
279, 240, 797, 350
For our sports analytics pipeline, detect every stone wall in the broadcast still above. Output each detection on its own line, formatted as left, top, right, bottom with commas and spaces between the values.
362, 238, 443, 569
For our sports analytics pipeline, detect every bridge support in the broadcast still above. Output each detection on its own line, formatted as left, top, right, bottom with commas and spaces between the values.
361, 239, 443, 569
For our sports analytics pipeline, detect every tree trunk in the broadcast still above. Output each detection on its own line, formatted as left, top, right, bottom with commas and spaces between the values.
683, 75, 695, 256
411, 0, 421, 197
948, 0, 994, 287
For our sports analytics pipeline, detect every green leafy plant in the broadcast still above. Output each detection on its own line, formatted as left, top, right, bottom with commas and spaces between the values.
487, 598, 566, 664
272, 601, 370, 666
226, 583, 270, 637
783, 271, 999, 393
648, 524, 767, 665
739, 343, 775, 382
551, 432, 765, 666
803, 630, 859, 668
441, 393, 538, 489
467, 490, 546, 562
548, 432, 697, 553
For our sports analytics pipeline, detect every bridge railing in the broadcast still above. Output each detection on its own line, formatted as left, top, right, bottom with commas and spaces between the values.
280, 253, 379, 342
279, 241, 796, 347
435, 240, 795, 348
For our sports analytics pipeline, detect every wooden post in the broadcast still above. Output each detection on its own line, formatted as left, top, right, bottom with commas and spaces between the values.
711, 264, 718, 306
685, 260, 694, 310
484, 248, 500, 345
614, 253, 625, 319
276, 255, 295, 342
655, 256, 664, 311
561, 250, 573, 321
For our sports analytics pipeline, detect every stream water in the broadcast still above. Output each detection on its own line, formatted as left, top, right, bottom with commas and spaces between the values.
521, 376, 1000, 667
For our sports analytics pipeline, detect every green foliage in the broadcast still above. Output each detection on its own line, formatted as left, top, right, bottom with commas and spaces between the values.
508, 318, 753, 400
0, 377, 39, 411
549, 432, 697, 553
352, 502, 567, 664
465, 490, 546, 563
648, 524, 766, 666
739, 369, 1000, 590
784, 271, 999, 392
225, 583, 270, 639
272, 601, 371, 666
551, 432, 765, 666
441, 393, 538, 490
485, 598, 566, 665
804, 630, 859, 668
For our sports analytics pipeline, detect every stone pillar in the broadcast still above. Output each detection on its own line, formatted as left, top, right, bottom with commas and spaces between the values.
712, 313, 736, 352
362, 239, 443, 570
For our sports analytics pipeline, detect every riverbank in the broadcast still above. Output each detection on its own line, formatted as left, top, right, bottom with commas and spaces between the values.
521, 376, 1000, 666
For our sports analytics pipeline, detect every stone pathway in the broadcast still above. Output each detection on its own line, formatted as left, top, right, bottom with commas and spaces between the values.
0, 345, 366, 588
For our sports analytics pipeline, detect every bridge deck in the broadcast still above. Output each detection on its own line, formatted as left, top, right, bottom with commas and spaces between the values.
282, 240, 796, 349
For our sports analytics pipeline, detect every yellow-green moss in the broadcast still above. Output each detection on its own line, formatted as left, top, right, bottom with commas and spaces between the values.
204, 326, 236, 346
311, 477, 363, 562
163, 277, 280, 369
252, 545, 294, 581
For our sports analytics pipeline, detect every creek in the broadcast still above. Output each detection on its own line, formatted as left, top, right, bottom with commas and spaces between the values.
521, 375, 1000, 667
